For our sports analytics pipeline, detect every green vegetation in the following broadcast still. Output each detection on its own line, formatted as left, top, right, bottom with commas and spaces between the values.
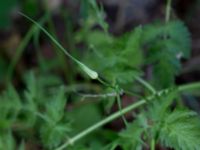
0, 0, 200, 150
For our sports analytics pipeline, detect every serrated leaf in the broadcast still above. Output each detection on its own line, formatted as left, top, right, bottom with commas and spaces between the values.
40, 86, 71, 149
40, 122, 71, 149
105, 121, 144, 150
83, 27, 143, 84
143, 21, 191, 88
0, 85, 21, 130
146, 88, 178, 121
159, 109, 200, 150
0, 132, 16, 150
45, 86, 67, 122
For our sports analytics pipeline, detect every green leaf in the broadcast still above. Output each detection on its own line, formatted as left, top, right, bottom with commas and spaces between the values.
147, 88, 178, 122
40, 122, 71, 149
143, 21, 191, 88
105, 121, 144, 150
159, 109, 200, 150
22, 73, 40, 127
83, 27, 143, 84
22, 72, 63, 127
122, 26, 143, 67
0, 132, 16, 150
39, 84, 71, 148
68, 103, 102, 135
45, 86, 67, 122
0, 85, 21, 130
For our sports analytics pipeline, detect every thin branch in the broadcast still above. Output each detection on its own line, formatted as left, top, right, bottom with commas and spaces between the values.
56, 82, 200, 150
134, 76, 156, 94
78, 92, 118, 99
165, 0, 172, 23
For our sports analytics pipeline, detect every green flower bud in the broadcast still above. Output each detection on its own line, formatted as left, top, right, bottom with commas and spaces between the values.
79, 63, 98, 79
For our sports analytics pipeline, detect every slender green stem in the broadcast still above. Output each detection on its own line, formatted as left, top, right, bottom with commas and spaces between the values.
20, 12, 98, 80
46, 10, 69, 81
7, 29, 32, 81
6, 15, 48, 82
116, 91, 128, 126
97, 78, 114, 88
135, 76, 156, 94
19, 13, 76, 63
123, 89, 142, 98
79, 92, 118, 99
151, 138, 155, 150
98, 78, 128, 125
178, 82, 200, 92
165, 0, 172, 23
56, 100, 145, 150
43, 2, 74, 83
56, 82, 200, 150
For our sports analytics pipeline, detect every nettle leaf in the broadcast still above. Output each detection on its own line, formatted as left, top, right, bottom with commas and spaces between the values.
143, 21, 191, 88
105, 121, 144, 150
166, 21, 191, 58
141, 88, 200, 150
24, 72, 62, 107
84, 27, 143, 84
122, 26, 143, 67
0, 131, 25, 150
81, 0, 108, 31
45, 86, 67, 122
24, 72, 61, 101
22, 73, 41, 127
118, 122, 144, 150
0, 132, 16, 150
40, 122, 71, 149
0, 85, 21, 130
40, 86, 71, 148
159, 109, 200, 150
24, 72, 43, 107
147, 88, 178, 122
144, 88, 179, 143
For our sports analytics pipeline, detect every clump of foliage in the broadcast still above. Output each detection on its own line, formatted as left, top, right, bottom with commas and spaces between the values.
0, 0, 200, 150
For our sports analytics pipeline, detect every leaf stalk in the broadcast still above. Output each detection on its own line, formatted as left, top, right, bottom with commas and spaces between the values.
56, 82, 200, 150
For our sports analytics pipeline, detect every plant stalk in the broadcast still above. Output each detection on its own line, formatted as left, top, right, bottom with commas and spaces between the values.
56, 82, 200, 150
165, 0, 172, 23
20, 13, 98, 80
151, 138, 155, 150
7, 15, 48, 82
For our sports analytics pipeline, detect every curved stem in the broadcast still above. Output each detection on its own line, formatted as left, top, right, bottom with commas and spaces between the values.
56, 100, 145, 150
134, 76, 156, 94
97, 78, 128, 126
56, 82, 200, 150
178, 82, 200, 92
165, 0, 172, 23
116, 91, 128, 126
6, 14, 49, 82
20, 13, 98, 80
97, 77, 115, 89
123, 89, 142, 98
